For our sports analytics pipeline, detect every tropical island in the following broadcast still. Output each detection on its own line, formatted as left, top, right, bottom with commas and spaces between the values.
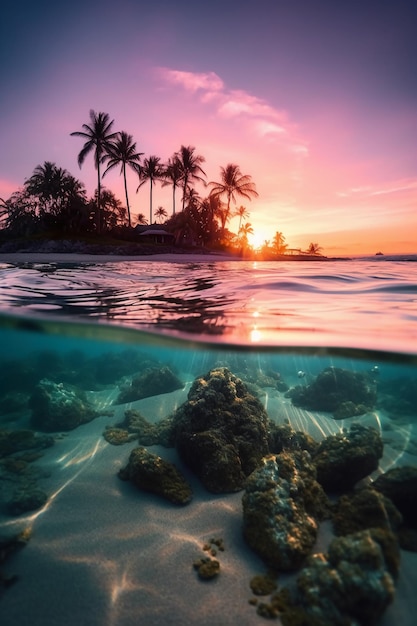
0, 109, 330, 261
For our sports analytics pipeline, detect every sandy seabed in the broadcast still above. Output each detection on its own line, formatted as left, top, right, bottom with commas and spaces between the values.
1, 386, 417, 626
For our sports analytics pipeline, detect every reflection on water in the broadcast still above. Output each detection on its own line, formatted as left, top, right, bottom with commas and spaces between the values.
1, 258, 417, 350
0, 314, 416, 625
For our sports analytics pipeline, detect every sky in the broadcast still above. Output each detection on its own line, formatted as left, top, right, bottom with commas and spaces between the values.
1, 0, 416, 255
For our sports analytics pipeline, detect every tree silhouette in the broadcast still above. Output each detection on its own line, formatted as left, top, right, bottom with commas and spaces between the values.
136, 213, 148, 225
155, 206, 168, 223
306, 242, 323, 255
175, 145, 206, 211
162, 155, 183, 215
272, 231, 287, 254
103, 131, 143, 227
234, 204, 249, 232
71, 110, 117, 233
209, 164, 258, 235
136, 156, 165, 225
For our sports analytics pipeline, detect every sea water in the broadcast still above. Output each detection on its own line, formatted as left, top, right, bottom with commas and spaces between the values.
0, 256, 416, 625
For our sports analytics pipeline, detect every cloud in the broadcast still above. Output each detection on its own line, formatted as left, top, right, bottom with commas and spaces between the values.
156, 68, 224, 93
155, 66, 307, 153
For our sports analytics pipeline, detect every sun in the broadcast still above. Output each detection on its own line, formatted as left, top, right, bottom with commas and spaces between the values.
248, 231, 266, 250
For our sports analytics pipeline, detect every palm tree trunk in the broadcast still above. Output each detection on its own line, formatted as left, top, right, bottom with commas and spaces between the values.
123, 164, 131, 227
97, 160, 101, 234
149, 180, 153, 224
172, 186, 176, 215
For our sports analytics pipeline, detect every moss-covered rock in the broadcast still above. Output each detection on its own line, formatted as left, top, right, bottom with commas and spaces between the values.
242, 451, 329, 571
312, 423, 383, 492
118, 446, 192, 505
171, 367, 269, 493
115, 366, 183, 404
29, 379, 99, 432
286, 366, 377, 419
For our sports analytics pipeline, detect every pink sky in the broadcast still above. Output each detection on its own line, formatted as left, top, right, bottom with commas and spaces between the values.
1, 0, 416, 255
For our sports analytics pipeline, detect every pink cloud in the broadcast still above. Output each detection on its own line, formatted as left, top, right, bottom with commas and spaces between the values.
156, 68, 224, 93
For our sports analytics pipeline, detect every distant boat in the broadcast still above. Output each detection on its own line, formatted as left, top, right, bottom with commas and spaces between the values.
375, 251, 384, 256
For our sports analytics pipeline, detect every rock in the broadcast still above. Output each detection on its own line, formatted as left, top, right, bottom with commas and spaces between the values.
332, 487, 403, 537
286, 366, 377, 419
118, 447, 192, 505
373, 465, 417, 525
115, 366, 183, 404
312, 423, 383, 492
29, 379, 98, 432
0, 429, 54, 457
268, 421, 319, 455
8, 487, 48, 515
275, 528, 398, 626
193, 557, 220, 580
242, 451, 329, 571
171, 367, 269, 493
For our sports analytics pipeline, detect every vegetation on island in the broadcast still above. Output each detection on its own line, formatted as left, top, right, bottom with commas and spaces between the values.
0, 109, 324, 258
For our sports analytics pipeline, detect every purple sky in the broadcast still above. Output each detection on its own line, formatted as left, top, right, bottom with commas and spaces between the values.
1, 0, 416, 254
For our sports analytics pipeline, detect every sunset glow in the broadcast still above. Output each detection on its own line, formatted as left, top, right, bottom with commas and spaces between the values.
1, 1, 416, 255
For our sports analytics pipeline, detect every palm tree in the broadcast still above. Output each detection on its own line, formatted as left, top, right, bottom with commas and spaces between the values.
234, 205, 250, 232
155, 206, 168, 223
306, 242, 323, 255
209, 164, 258, 234
103, 131, 143, 228
136, 156, 165, 225
136, 213, 148, 225
162, 155, 183, 215
175, 145, 206, 210
71, 110, 117, 233
272, 231, 287, 254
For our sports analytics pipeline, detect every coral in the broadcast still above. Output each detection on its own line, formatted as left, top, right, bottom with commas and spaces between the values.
118, 446, 192, 505
242, 451, 329, 571
312, 423, 383, 492
115, 365, 183, 404
171, 367, 270, 493
286, 366, 377, 419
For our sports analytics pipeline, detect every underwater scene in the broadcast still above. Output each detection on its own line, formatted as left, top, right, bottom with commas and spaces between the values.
0, 314, 416, 626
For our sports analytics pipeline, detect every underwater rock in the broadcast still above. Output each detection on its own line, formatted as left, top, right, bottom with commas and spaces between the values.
332, 487, 403, 538
0, 528, 31, 592
242, 451, 330, 571
118, 446, 192, 505
193, 557, 220, 580
29, 379, 99, 432
0, 429, 54, 457
104, 409, 175, 447
275, 528, 398, 626
7, 487, 48, 515
115, 365, 183, 404
171, 367, 269, 493
378, 376, 417, 416
0, 392, 29, 415
102, 427, 137, 445
373, 465, 417, 524
286, 366, 377, 419
268, 421, 319, 455
312, 423, 383, 492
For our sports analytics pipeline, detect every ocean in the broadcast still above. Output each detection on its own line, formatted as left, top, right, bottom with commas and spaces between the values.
0, 255, 416, 625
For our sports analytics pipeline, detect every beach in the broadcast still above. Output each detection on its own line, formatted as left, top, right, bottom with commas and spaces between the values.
1, 383, 417, 626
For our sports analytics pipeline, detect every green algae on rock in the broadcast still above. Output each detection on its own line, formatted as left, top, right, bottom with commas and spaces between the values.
242, 451, 330, 571
171, 367, 269, 493
118, 446, 192, 505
